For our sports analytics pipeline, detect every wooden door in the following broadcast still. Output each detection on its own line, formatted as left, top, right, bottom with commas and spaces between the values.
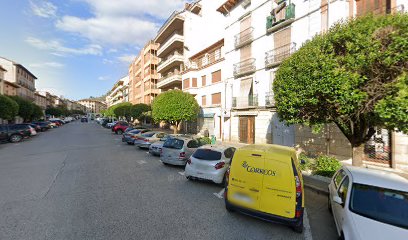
248, 116, 255, 144
239, 116, 255, 144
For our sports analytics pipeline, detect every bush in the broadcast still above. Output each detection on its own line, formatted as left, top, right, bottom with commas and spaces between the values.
198, 137, 211, 145
313, 155, 342, 177
299, 153, 314, 171
0, 95, 19, 120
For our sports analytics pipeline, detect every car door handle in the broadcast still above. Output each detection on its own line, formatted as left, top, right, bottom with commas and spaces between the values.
249, 188, 259, 192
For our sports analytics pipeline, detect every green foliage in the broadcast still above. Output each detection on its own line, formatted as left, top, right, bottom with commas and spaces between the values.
30, 104, 44, 121
273, 14, 408, 165
0, 95, 19, 120
312, 155, 342, 177
152, 90, 199, 133
45, 107, 63, 117
71, 109, 85, 115
130, 103, 150, 121
113, 102, 133, 121
299, 153, 314, 171
198, 137, 211, 145
9, 96, 33, 121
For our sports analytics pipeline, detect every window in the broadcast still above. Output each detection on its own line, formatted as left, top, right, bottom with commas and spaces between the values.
202, 95, 207, 106
183, 78, 190, 89
211, 70, 221, 84
156, 133, 165, 138
191, 78, 197, 87
334, 169, 346, 188
201, 75, 206, 86
224, 147, 236, 159
163, 138, 184, 149
211, 92, 221, 105
193, 149, 222, 161
337, 176, 349, 203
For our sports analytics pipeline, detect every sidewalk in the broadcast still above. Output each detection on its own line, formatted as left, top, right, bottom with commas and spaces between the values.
302, 172, 331, 195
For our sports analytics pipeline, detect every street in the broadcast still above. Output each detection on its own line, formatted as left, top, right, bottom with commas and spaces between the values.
0, 122, 337, 240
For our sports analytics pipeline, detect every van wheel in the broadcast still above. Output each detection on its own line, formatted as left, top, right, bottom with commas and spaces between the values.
10, 134, 22, 143
225, 200, 234, 212
328, 194, 333, 213
292, 220, 303, 233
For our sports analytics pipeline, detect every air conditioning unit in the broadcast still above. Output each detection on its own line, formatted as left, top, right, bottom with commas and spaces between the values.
241, 0, 251, 8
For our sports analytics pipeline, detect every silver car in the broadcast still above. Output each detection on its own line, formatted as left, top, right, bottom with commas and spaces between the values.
184, 145, 236, 184
160, 137, 204, 166
134, 131, 168, 149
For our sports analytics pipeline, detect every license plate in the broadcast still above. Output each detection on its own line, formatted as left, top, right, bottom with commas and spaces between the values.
233, 193, 252, 203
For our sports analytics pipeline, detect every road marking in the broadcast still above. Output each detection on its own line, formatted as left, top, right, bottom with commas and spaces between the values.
213, 188, 225, 199
304, 208, 313, 240
178, 171, 185, 176
158, 160, 162, 163
137, 160, 147, 165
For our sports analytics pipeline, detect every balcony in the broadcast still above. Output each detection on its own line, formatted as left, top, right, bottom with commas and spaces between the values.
232, 95, 258, 109
157, 73, 182, 89
235, 27, 254, 49
266, 1, 295, 34
157, 33, 184, 58
265, 91, 275, 107
186, 47, 222, 71
265, 42, 296, 68
157, 52, 184, 73
233, 58, 256, 77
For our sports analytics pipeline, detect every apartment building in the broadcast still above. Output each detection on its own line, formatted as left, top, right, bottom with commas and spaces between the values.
180, 0, 227, 138
128, 41, 160, 104
77, 99, 106, 113
34, 92, 47, 110
106, 76, 129, 107
0, 57, 37, 101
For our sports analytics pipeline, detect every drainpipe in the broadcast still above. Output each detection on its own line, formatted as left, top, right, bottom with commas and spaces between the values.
229, 81, 233, 142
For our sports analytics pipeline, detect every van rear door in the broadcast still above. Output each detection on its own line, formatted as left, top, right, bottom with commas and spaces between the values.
228, 151, 264, 210
259, 155, 296, 218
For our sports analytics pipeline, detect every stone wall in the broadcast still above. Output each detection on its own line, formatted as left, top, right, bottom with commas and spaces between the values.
394, 132, 408, 171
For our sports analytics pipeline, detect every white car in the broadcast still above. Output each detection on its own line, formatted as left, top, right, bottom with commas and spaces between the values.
185, 145, 236, 184
106, 121, 117, 128
328, 166, 408, 240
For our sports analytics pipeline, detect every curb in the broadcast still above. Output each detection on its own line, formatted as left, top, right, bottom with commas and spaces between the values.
302, 173, 330, 195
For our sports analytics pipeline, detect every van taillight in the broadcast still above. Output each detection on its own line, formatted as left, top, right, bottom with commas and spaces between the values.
179, 152, 186, 159
295, 176, 301, 198
214, 162, 225, 170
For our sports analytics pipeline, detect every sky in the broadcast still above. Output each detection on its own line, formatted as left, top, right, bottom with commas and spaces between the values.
0, 0, 187, 100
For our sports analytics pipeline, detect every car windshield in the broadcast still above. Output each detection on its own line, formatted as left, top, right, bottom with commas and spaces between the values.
129, 130, 141, 134
142, 133, 155, 138
350, 183, 408, 229
163, 139, 184, 149
193, 149, 222, 161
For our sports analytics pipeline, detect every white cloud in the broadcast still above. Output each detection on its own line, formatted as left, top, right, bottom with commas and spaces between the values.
98, 76, 110, 81
117, 54, 136, 64
29, 62, 65, 68
30, 0, 57, 18
55, 0, 187, 47
26, 37, 103, 56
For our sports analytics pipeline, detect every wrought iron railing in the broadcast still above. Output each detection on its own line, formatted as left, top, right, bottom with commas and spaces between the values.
265, 42, 296, 67
233, 58, 256, 77
232, 94, 258, 108
265, 91, 275, 106
234, 27, 254, 48
266, 2, 296, 30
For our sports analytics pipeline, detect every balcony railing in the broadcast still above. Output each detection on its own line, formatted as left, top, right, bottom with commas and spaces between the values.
234, 27, 254, 49
265, 42, 296, 68
266, 2, 295, 33
232, 94, 258, 108
157, 73, 182, 88
233, 58, 256, 77
186, 48, 222, 71
157, 52, 183, 72
265, 91, 275, 106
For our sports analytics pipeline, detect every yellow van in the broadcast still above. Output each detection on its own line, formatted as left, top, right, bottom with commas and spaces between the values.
224, 144, 305, 233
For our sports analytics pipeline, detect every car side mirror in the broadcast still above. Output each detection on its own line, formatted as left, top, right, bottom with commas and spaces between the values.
300, 159, 306, 164
333, 196, 344, 206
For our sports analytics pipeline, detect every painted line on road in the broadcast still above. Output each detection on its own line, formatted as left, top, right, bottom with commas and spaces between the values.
137, 160, 147, 165
304, 208, 313, 240
178, 171, 185, 176
213, 188, 225, 199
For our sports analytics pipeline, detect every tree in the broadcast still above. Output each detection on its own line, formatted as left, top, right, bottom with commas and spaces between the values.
71, 109, 85, 115
30, 104, 44, 121
152, 90, 199, 133
113, 102, 132, 121
273, 14, 408, 166
45, 107, 63, 117
0, 95, 19, 120
130, 103, 151, 122
9, 96, 33, 122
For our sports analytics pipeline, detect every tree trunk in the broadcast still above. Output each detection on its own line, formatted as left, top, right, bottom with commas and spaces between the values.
352, 144, 365, 166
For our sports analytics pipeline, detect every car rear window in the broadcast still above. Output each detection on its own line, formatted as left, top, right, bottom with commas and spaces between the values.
129, 130, 141, 134
350, 183, 408, 229
163, 139, 184, 150
193, 149, 222, 161
142, 132, 155, 137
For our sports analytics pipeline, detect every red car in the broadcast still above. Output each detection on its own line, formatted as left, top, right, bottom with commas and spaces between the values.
112, 121, 130, 134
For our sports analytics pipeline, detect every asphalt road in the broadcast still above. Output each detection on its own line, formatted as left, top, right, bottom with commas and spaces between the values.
0, 121, 337, 240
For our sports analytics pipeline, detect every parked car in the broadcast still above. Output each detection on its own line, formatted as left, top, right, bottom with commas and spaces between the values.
160, 137, 206, 166
122, 129, 151, 145
29, 123, 42, 132
112, 121, 130, 134
106, 121, 117, 128
15, 124, 37, 136
185, 145, 236, 184
328, 166, 408, 240
134, 131, 168, 149
32, 121, 52, 132
49, 119, 64, 126
149, 134, 173, 156
224, 144, 304, 233
0, 124, 35, 143
81, 117, 88, 123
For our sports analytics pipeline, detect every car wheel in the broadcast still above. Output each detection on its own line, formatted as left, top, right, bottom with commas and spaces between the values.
328, 194, 332, 213
338, 232, 345, 240
127, 142, 132, 145
9, 134, 22, 143
117, 130, 123, 135
292, 218, 304, 234
225, 199, 234, 212
162, 162, 168, 165
186, 176, 192, 180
